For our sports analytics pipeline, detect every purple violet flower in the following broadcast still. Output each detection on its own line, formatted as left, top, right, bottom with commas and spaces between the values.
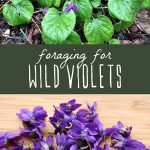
17, 106, 47, 129
56, 133, 81, 150
20, 127, 42, 139
88, 118, 105, 146
56, 133, 68, 150
68, 120, 96, 143
87, 102, 98, 121
113, 139, 146, 150
104, 121, 132, 137
60, 99, 81, 114
0, 132, 20, 147
76, 109, 89, 123
33, 136, 54, 150
50, 107, 67, 133
117, 121, 132, 137
50, 106, 75, 134
111, 132, 145, 150
104, 126, 119, 137
0, 101, 149, 150
65, 4, 78, 13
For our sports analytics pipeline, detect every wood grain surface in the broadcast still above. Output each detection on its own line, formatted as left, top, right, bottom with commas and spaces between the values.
0, 95, 150, 146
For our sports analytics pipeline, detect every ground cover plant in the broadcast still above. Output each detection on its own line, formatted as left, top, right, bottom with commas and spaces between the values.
0, 0, 150, 44
0, 99, 150, 150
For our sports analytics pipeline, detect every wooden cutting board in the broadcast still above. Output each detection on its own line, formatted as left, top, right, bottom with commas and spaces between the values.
0, 95, 150, 146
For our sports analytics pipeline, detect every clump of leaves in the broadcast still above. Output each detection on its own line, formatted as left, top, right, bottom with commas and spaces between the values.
2, 0, 150, 44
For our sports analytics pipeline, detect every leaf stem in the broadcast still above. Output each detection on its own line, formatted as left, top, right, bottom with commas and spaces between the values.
20, 29, 32, 44
95, 6, 108, 9
31, 18, 42, 33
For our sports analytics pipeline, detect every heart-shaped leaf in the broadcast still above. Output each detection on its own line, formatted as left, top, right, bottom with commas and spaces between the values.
37, 0, 53, 7
90, 0, 101, 8
108, 0, 142, 22
3, 0, 34, 26
41, 8, 76, 44
75, 0, 93, 22
84, 15, 114, 44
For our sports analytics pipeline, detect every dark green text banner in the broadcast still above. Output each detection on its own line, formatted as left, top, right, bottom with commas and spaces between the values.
0, 45, 149, 94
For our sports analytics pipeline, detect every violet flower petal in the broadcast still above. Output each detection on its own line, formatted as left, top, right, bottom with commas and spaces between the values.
68, 129, 81, 139
46, 135, 54, 145
0, 137, 6, 147
33, 106, 48, 120
72, 4, 78, 12
65, 4, 73, 13
72, 120, 84, 131
125, 139, 145, 150
70, 144, 78, 150
17, 109, 32, 122
5, 132, 20, 139
60, 99, 81, 114
65, 4, 78, 13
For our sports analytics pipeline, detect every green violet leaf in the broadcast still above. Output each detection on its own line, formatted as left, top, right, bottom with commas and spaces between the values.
42, 31, 81, 44
53, 0, 61, 8
108, 0, 142, 22
141, 0, 150, 8
3, 0, 34, 26
37, 0, 53, 7
64, 31, 81, 44
90, 0, 101, 8
114, 21, 133, 32
12, 0, 22, 5
84, 15, 114, 44
109, 39, 121, 44
41, 8, 76, 44
75, 0, 93, 22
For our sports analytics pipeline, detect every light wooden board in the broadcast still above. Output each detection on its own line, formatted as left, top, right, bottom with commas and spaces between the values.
0, 95, 150, 146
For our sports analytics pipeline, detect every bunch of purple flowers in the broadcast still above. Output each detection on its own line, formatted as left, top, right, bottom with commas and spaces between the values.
0, 99, 149, 150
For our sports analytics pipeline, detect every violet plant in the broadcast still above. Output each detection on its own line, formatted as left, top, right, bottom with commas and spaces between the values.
1, 0, 150, 44
0, 99, 150, 150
